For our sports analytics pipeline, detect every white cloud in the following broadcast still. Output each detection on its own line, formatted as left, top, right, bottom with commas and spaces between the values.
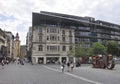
0, 0, 120, 44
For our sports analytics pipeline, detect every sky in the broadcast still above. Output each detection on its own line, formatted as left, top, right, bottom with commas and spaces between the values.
0, 0, 120, 45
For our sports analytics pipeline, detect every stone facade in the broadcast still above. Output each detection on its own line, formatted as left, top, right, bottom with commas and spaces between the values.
5, 32, 14, 59
20, 45, 26, 58
32, 26, 75, 64
13, 33, 20, 59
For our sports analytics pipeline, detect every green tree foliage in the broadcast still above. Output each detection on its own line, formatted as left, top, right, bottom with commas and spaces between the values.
68, 41, 120, 58
87, 48, 93, 56
91, 42, 106, 55
107, 41, 119, 56
67, 48, 75, 57
75, 47, 83, 58
67, 45, 88, 58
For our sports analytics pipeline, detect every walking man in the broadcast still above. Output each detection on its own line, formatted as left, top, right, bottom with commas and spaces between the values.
67, 61, 70, 72
61, 63, 65, 72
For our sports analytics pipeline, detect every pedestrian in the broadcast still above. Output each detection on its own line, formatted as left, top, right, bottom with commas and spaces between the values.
67, 61, 70, 72
70, 62, 74, 71
1, 60, 4, 69
61, 63, 65, 72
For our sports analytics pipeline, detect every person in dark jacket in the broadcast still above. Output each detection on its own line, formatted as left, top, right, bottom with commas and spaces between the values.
67, 61, 70, 72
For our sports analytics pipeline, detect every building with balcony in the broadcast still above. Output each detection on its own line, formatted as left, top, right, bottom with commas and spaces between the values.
31, 25, 75, 64
29, 11, 120, 64
0, 28, 7, 60
26, 27, 33, 61
5, 31, 14, 59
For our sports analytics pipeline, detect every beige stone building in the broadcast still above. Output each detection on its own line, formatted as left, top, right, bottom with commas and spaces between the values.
32, 25, 75, 64
20, 45, 26, 58
13, 33, 20, 59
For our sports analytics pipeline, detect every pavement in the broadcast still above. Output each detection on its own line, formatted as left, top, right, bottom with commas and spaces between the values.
0, 63, 120, 84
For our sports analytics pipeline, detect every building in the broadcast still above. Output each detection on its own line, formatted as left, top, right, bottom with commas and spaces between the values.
37, 11, 120, 48
29, 11, 120, 64
26, 27, 33, 61
0, 28, 7, 60
31, 12, 75, 64
20, 45, 26, 58
5, 31, 14, 59
13, 33, 20, 59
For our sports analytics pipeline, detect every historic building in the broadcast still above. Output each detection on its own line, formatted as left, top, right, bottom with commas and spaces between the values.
0, 28, 7, 59
31, 24, 75, 64
13, 33, 20, 59
28, 11, 120, 64
26, 27, 33, 61
5, 31, 14, 59
20, 45, 26, 58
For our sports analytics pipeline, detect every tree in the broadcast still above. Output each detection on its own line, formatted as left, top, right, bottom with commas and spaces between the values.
87, 47, 93, 56
67, 45, 87, 58
106, 41, 119, 56
67, 48, 75, 57
91, 42, 106, 55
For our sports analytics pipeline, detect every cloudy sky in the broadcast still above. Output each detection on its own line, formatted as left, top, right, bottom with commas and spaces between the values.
0, 0, 120, 45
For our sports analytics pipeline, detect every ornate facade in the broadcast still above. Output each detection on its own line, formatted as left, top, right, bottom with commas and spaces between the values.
13, 33, 20, 59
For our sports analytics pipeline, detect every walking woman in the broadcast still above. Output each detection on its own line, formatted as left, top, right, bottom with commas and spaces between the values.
61, 63, 65, 72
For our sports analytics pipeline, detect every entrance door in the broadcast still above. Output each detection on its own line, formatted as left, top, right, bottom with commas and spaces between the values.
62, 57, 66, 64
46, 57, 59, 64
38, 57, 44, 64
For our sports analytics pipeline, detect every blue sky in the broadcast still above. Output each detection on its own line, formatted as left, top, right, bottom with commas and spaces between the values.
0, 0, 120, 45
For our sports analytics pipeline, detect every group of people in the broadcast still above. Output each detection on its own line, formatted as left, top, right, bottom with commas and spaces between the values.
0, 59, 10, 69
61, 61, 74, 72
14, 58, 24, 65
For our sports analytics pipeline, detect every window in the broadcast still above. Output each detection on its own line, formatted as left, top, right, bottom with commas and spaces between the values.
69, 37, 72, 43
62, 30, 65, 35
69, 46, 72, 50
58, 36, 59, 41
39, 36, 42, 41
58, 29, 59, 34
50, 35, 57, 41
62, 46, 66, 51
47, 46, 49, 51
50, 46, 57, 51
47, 36, 49, 40
38, 45, 43, 51
50, 27, 56, 33
58, 46, 60, 51
69, 30, 72, 36
47, 28, 49, 33
62, 37, 65, 42
38, 27, 42, 33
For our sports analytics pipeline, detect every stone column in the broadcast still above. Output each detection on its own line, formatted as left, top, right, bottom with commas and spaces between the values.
73, 57, 76, 63
59, 57, 62, 64
36, 57, 38, 64
32, 57, 36, 64
44, 56, 46, 64
66, 56, 69, 62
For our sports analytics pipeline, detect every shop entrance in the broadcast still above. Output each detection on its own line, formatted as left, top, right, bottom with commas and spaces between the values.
46, 57, 59, 64
38, 57, 44, 64
62, 57, 66, 63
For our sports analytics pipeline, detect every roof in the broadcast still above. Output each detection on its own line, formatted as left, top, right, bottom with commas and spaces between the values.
32, 11, 120, 30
